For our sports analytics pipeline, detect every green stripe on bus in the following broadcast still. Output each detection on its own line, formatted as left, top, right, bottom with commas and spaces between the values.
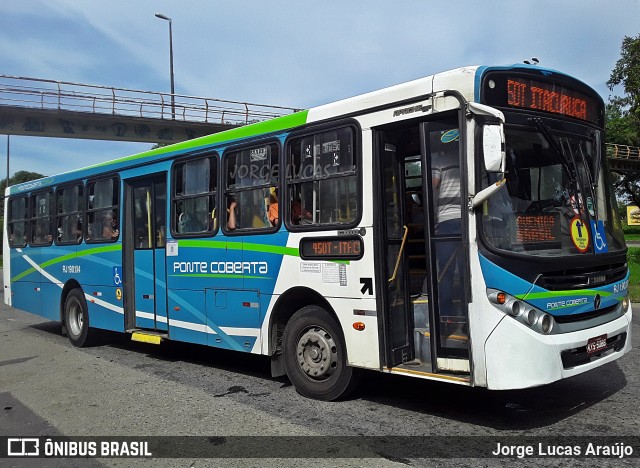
179, 239, 300, 258
11, 244, 122, 282
78, 111, 310, 172
515, 289, 613, 300
178, 239, 349, 264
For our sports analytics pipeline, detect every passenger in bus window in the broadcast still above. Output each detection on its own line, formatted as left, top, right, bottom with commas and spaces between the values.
431, 147, 463, 327
291, 199, 312, 224
227, 197, 238, 230
288, 187, 312, 225
267, 188, 279, 226
102, 211, 119, 239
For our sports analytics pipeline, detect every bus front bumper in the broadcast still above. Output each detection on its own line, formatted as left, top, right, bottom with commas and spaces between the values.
483, 305, 632, 390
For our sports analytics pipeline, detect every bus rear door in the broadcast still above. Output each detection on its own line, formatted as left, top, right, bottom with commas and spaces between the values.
376, 116, 470, 374
123, 174, 168, 333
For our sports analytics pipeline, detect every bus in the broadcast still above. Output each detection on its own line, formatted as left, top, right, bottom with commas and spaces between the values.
4, 64, 632, 401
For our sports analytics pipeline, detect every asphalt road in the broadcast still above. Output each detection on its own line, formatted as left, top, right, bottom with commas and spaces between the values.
1, 290, 638, 467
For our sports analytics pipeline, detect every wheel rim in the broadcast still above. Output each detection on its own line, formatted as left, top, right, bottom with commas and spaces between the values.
67, 299, 84, 337
295, 326, 338, 381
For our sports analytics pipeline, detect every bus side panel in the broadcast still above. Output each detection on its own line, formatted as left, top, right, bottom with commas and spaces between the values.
39, 245, 77, 322
166, 289, 208, 346
83, 285, 125, 332
11, 281, 41, 317
76, 244, 123, 288
40, 282, 62, 321
10, 249, 42, 317
205, 289, 260, 352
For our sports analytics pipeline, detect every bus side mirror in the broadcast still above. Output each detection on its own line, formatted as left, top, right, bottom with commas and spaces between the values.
483, 124, 505, 172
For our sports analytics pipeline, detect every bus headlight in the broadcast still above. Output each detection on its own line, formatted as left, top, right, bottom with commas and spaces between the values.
505, 300, 524, 316
540, 314, 553, 334
623, 294, 630, 312
486, 289, 555, 335
524, 309, 537, 325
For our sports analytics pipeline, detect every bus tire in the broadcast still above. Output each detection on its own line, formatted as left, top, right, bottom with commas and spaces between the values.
283, 305, 358, 401
64, 288, 96, 347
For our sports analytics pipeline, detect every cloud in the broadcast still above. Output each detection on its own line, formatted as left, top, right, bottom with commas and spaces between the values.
1, 0, 639, 174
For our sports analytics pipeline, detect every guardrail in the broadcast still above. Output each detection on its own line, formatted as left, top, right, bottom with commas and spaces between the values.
0, 75, 299, 126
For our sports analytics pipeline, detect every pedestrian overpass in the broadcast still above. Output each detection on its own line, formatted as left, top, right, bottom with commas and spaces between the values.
0, 75, 298, 145
1, 74, 639, 172
607, 143, 640, 172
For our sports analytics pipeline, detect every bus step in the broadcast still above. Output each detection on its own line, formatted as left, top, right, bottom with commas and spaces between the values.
130, 330, 167, 345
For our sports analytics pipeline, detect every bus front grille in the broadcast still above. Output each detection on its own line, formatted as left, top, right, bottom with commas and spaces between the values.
536, 263, 627, 291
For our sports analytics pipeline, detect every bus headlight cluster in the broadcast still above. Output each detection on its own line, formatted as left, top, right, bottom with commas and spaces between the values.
488, 289, 555, 335
622, 294, 630, 312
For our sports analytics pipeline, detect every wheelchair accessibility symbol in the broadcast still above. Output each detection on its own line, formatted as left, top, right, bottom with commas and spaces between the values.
590, 220, 608, 254
113, 266, 123, 286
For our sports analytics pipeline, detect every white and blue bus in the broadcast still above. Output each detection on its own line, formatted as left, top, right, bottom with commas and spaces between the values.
4, 65, 632, 400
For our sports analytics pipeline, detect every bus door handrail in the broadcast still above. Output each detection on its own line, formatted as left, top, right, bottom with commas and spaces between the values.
388, 225, 409, 283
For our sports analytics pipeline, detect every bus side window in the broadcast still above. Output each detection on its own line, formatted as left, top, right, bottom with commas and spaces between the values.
8, 196, 28, 248
29, 191, 54, 246
286, 127, 358, 227
56, 184, 83, 244
172, 155, 217, 237
86, 177, 119, 242
223, 143, 279, 232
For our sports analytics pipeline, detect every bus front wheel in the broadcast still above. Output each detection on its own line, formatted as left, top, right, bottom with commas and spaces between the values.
64, 288, 96, 347
283, 305, 357, 401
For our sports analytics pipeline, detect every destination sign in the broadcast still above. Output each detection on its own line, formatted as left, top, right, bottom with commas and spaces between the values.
507, 78, 597, 122
300, 236, 363, 260
514, 212, 561, 248
482, 72, 602, 125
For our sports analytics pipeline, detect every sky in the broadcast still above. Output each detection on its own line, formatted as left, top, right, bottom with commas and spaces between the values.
0, 0, 639, 177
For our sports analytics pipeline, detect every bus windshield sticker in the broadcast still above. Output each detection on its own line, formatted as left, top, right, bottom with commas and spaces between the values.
569, 217, 590, 253
590, 220, 608, 254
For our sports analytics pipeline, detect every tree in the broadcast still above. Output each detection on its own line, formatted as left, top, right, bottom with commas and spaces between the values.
608, 34, 640, 120
0, 170, 46, 213
606, 34, 640, 208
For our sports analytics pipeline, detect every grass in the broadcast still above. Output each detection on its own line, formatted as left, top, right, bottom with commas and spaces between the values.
623, 223, 640, 241
627, 247, 640, 302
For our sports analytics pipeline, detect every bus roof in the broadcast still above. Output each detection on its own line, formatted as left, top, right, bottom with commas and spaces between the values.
8, 64, 597, 196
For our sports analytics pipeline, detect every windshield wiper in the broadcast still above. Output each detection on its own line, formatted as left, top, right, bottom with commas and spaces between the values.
592, 130, 602, 194
528, 118, 575, 182
575, 142, 599, 221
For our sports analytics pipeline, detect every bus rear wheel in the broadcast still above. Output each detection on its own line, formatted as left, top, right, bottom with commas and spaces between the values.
283, 305, 357, 401
64, 288, 96, 347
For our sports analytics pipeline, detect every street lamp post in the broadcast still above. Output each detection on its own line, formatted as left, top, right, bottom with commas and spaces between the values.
155, 13, 175, 120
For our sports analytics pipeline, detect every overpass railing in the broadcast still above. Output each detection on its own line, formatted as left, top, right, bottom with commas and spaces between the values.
0, 75, 299, 126
607, 143, 640, 161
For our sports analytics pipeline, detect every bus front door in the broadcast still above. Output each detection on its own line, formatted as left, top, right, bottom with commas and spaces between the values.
421, 119, 470, 370
377, 118, 470, 374
123, 175, 168, 332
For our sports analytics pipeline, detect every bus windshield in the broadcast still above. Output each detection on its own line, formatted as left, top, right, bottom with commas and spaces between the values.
482, 125, 625, 257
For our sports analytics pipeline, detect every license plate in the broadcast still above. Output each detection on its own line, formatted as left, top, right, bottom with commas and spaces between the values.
586, 334, 607, 355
